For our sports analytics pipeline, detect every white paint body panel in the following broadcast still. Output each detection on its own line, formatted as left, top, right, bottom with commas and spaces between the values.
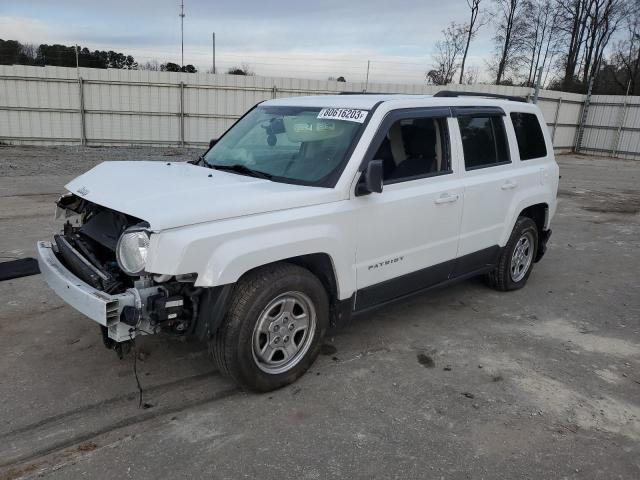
66, 161, 341, 231
353, 160, 464, 289
57, 95, 558, 302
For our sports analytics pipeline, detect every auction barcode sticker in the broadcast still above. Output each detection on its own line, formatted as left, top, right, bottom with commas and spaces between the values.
317, 108, 368, 123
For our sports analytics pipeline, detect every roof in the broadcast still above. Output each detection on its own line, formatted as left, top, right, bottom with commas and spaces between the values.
262, 94, 537, 111
264, 94, 424, 110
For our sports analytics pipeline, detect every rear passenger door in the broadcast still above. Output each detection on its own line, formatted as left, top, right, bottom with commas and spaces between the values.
354, 108, 463, 310
454, 107, 517, 269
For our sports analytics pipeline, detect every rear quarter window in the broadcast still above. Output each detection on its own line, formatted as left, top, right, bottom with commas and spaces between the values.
510, 112, 547, 160
458, 115, 510, 170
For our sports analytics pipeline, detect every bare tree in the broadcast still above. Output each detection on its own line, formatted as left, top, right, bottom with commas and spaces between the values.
428, 22, 466, 85
227, 63, 255, 76
556, 0, 593, 90
139, 59, 161, 71
491, 0, 528, 84
459, 0, 486, 84
462, 66, 480, 84
538, 5, 564, 87
582, 0, 627, 84
604, 6, 640, 93
522, 1, 560, 86
19, 42, 38, 63
554, 0, 629, 90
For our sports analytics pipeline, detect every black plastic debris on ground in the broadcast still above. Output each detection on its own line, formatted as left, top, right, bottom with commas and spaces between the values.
0, 258, 40, 281
417, 353, 435, 368
320, 344, 337, 355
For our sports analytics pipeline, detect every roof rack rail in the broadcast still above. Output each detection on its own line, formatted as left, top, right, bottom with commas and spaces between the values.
433, 90, 527, 103
338, 91, 400, 95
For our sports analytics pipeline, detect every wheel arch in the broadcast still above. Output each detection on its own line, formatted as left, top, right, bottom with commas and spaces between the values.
507, 202, 550, 264
500, 199, 549, 247
518, 202, 548, 236
283, 253, 339, 304
233, 253, 339, 303
196, 254, 340, 341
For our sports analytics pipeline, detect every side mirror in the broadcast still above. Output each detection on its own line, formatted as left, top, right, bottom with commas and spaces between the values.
209, 138, 218, 148
356, 160, 384, 196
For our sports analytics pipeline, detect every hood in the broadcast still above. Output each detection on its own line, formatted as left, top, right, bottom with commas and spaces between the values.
65, 161, 342, 230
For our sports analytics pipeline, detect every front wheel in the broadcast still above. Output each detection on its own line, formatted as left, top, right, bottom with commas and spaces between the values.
210, 263, 329, 392
486, 217, 538, 291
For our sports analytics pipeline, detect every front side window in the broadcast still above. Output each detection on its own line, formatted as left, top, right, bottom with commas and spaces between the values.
458, 116, 510, 170
510, 112, 547, 160
203, 106, 365, 186
372, 117, 451, 183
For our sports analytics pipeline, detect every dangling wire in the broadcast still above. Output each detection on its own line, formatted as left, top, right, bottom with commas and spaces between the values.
129, 330, 144, 408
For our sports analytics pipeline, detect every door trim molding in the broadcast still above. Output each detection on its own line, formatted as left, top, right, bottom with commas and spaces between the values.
354, 245, 501, 311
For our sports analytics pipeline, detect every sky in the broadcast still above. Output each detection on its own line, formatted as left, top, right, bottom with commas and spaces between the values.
0, 0, 497, 84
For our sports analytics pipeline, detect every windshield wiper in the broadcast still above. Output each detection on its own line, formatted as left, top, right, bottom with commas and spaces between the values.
189, 155, 205, 166
212, 164, 272, 179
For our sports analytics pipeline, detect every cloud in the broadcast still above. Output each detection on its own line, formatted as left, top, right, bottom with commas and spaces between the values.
1, 1, 498, 83
0, 16, 69, 45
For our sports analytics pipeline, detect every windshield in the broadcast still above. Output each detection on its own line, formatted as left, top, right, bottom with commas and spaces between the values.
203, 106, 366, 186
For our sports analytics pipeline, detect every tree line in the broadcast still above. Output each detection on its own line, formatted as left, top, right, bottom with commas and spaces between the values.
0, 39, 266, 75
428, 0, 640, 95
0, 39, 200, 73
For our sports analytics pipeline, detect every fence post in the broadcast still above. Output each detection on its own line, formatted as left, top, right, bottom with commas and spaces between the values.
77, 76, 86, 146
552, 97, 562, 144
179, 81, 185, 147
533, 66, 543, 104
574, 96, 589, 153
612, 79, 631, 158
574, 74, 596, 153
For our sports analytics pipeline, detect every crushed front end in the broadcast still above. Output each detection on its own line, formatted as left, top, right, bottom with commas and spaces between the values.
37, 194, 201, 350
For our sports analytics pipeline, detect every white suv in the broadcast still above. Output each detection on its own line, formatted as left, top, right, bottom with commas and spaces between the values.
38, 92, 558, 391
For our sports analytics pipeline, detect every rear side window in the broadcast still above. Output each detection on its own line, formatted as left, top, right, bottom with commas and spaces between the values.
458, 116, 510, 170
510, 112, 547, 160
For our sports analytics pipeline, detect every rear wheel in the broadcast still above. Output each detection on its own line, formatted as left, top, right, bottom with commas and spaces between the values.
210, 263, 329, 392
486, 217, 538, 291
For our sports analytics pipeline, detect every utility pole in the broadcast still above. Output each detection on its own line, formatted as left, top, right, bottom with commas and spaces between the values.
74, 44, 79, 76
364, 60, 370, 92
212, 32, 216, 74
179, 1, 185, 70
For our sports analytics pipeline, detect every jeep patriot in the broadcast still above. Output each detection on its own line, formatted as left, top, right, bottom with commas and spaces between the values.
38, 91, 559, 391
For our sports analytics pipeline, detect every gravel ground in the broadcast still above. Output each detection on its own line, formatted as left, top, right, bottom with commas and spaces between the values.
0, 146, 639, 480
0, 145, 203, 178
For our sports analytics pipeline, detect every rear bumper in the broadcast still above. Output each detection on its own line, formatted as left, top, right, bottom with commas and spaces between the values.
535, 229, 552, 262
37, 241, 136, 329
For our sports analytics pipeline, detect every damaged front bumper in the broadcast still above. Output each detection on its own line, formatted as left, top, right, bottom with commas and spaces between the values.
37, 241, 148, 342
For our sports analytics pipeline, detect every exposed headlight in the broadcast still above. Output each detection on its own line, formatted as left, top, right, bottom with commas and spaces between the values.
116, 228, 150, 276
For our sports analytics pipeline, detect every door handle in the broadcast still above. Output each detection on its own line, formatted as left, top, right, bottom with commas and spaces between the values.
435, 193, 459, 204
501, 181, 518, 190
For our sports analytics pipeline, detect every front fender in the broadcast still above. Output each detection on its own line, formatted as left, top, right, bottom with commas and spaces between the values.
146, 205, 357, 300
199, 224, 350, 296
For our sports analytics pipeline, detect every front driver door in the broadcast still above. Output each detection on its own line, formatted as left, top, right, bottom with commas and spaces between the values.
353, 108, 464, 310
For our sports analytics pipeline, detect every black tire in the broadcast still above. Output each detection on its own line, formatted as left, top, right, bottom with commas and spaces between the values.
485, 217, 538, 292
210, 262, 329, 392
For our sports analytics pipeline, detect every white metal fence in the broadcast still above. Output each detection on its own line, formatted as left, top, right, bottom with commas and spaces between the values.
1, 65, 639, 159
